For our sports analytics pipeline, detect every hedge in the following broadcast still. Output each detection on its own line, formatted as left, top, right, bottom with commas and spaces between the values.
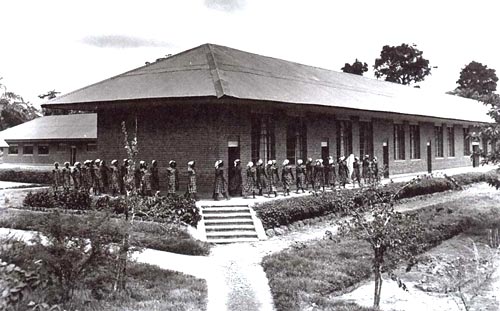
254, 170, 498, 230
0, 166, 52, 184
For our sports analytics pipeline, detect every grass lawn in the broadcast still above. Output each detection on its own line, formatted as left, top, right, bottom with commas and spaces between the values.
0, 208, 211, 256
262, 193, 500, 311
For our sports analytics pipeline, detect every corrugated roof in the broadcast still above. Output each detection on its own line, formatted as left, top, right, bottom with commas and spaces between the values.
44, 43, 491, 123
0, 114, 97, 141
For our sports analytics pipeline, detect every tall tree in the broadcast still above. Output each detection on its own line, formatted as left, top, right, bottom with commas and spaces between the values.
374, 43, 432, 85
341, 59, 368, 76
454, 61, 498, 98
0, 77, 40, 130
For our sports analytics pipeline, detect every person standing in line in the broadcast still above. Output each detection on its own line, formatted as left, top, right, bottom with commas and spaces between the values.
71, 162, 82, 190
90, 160, 99, 195
313, 159, 325, 194
110, 159, 120, 196
229, 159, 243, 197
338, 156, 349, 188
213, 160, 229, 200
166, 160, 179, 196
52, 162, 61, 192
327, 156, 337, 190
256, 159, 267, 196
362, 155, 371, 185
141, 161, 152, 196
305, 158, 314, 190
267, 160, 279, 197
99, 160, 110, 194
243, 161, 257, 199
281, 159, 294, 196
119, 159, 129, 194
353, 157, 362, 188
186, 161, 198, 200
371, 156, 380, 183
150, 160, 159, 194
61, 162, 72, 192
80, 160, 89, 192
295, 159, 306, 193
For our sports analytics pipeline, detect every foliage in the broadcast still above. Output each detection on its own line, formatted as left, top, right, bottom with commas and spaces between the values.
255, 171, 496, 230
23, 190, 91, 211
0, 78, 40, 130
454, 61, 498, 97
0, 167, 52, 184
373, 43, 431, 85
341, 59, 368, 76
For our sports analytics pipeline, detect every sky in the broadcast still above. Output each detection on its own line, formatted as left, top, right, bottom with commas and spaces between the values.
1, 0, 500, 107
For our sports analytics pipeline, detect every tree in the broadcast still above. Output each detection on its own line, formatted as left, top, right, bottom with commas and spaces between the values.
373, 43, 432, 85
0, 77, 40, 130
338, 178, 424, 309
454, 61, 498, 98
341, 59, 368, 76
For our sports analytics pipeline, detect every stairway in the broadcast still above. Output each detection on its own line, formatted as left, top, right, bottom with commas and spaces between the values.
200, 204, 260, 243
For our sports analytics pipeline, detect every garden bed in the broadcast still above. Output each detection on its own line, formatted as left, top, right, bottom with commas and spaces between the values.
261, 193, 500, 311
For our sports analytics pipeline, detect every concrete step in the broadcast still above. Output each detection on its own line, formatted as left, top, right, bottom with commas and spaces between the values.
205, 224, 257, 232
203, 213, 253, 220
206, 231, 259, 239
204, 219, 255, 226
206, 237, 260, 244
201, 207, 251, 213
201, 205, 250, 208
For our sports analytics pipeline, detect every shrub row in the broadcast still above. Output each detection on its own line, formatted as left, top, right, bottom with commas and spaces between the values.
254, 170, 498, 230
22, 190, 201, 227
0, 167, 52, 184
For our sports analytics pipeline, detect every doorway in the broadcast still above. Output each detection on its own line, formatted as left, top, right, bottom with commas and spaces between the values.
427, 142, 432, 173
70, 146, 77, 165
321, 140, 329, 164
382, 142, 389, 178
472, 143, 480, 167
227, 138, 241, 196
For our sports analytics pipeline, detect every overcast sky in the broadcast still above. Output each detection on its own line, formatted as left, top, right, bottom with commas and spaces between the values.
1, 0, 499, 107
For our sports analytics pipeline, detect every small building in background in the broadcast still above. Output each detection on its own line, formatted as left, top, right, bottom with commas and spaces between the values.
0, 114, 97, 165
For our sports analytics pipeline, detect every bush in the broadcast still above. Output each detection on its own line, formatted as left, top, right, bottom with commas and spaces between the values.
23, 190, 91, 211
0, 167, 52, 184
255, 170, 498, 230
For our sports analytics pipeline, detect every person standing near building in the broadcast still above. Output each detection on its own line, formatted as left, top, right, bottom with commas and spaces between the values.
256, 159, 267, 196
295, 159, 306, 193
186, 161, 198, 200
327, 156, 336, 190
213, 160, 229, 200
313, 159, 325, 194
353, 157, 362, 188
72, 162, 82, 190
281, 159, 294, 196
267, 160, 279, 197
166, 160, 179, 196
338, 156, 349, 188
62, 162, 72, 192
362, 155, 371, 185
52, 162, 61, 192
371, 156, 379, 183
80, 160, 90, 192
90, 160, 99, 195
99, 160, 110, 194
110, 160, 120, 196
151, 160, 159, 194
305, 158, 314, 190
141, 161, 152, 196
243, 161, 257, 199
229, 159, 243, 197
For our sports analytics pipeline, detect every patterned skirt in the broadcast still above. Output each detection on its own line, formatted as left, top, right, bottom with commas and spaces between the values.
188, 176, 197, 193
214, 177, 226, 194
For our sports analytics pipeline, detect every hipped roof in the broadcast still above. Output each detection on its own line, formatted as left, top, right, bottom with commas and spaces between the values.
44, 43, 491, 123
0, 114, 97, 142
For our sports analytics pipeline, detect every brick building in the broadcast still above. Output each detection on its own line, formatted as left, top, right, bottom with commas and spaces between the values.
42, 43, 491, 194
0, 114, 97, 165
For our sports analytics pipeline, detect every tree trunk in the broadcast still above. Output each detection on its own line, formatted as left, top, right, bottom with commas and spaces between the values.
373, 250, 382, 309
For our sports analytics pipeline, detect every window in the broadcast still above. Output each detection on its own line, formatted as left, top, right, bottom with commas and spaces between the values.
87, 143, 97, 152
434, 126, 444, 157
336, 120, 352, 158
286, 118, 307, 164
8, 145, 18, 155
409, 124, 420, 159
251, 114, 276, 163
463, 127, 471, 156
359, 121, 373, 157
447, 127, 455, 157
23, 145, 33, 155
38, 145, 49, 155
393, 124, 405, 160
